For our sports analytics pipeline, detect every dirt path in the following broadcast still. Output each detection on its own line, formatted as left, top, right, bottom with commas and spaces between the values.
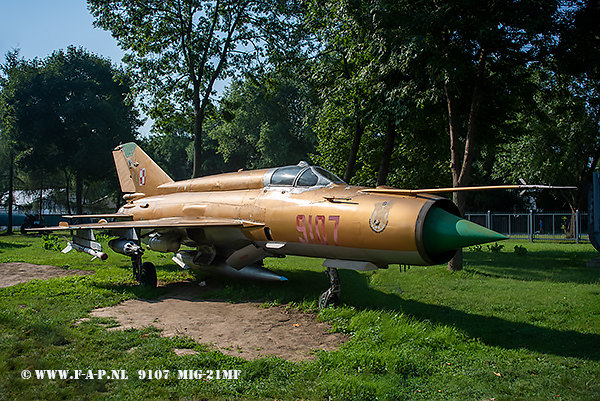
1, 263, 348, 361
0, 262, 94, 287
90, 281, 348, 361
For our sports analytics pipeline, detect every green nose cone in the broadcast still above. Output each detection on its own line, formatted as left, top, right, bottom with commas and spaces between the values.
423, 207, 506, 255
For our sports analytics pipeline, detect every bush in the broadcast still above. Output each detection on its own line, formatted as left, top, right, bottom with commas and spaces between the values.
487, 242, 504, 253
41, 235, 62, 251
514, 244, 528, 255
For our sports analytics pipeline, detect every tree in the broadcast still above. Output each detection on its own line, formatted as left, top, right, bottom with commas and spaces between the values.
307, 0, 449, 188
89, 0, 306, 177
304, 0, 372, 183
209, 76, 316, 170
383, 0, 561, 270
308, 0, 562, 270
494, 69, 600, 214
1, 47, 140, 214
0, 50, 57, 217
555, 0, 600, 80
141, 130, 194, 181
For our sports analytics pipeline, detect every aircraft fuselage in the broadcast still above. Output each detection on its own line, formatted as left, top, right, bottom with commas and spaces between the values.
120, 167, 468, 269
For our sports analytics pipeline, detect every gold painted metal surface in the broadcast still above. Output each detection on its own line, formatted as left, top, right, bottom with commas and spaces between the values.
158, 169, 268, 193
37, 142, 514, 272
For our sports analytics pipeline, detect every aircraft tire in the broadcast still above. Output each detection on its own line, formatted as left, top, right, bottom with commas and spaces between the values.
140, 262, 157, 288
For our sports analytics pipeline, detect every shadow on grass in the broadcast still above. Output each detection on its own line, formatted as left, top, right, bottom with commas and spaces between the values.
92, 262, 600, 361
465, 250, 600, 283
341, 270, 600, 361
94, 262, 327, 302
0, 241, 30, 250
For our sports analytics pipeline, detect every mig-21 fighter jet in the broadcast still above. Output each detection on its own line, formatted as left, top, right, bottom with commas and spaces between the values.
33, 142, 571, 307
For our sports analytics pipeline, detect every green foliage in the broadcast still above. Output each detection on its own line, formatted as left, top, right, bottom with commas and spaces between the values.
514, 245, 528, 255
493, 67, 600, 211
141, 132, 194, 180
487, 242, 505, 253
1, 47, 140, 213
88, 0, 308, 176
306, 0, 560, 191
41, 235, 62, 251
0, 236, 599, 400
469, 244, 483, 252
94, 233, 111, 243
2, 47, 139, 174
209, 78, 317, 171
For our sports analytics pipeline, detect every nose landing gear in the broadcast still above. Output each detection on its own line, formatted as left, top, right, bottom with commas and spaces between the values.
319, 267, 340, 309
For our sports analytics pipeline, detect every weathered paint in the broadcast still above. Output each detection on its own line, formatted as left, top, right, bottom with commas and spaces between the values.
37, 143, 506, 277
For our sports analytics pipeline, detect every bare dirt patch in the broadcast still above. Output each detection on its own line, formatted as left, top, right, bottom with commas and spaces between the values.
90, 282, 349, 361
0, 262, 94, 287
0, 264, 348, 361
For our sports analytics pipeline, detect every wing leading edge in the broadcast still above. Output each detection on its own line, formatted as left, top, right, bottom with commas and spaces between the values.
30, 216, 263, 232
360, 184, 577, 196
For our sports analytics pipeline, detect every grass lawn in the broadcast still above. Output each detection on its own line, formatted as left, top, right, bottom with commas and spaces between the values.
0, 234, 599, 400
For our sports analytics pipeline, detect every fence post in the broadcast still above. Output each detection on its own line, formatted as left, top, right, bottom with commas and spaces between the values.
529, 210, 534, 242
576, 210, 580, 244
487, 210, 491, 229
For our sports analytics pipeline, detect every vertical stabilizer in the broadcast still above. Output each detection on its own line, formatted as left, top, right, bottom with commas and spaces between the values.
112, 143, 173, 195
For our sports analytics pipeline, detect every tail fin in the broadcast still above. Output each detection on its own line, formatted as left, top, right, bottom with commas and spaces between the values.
112, 142, 173, 196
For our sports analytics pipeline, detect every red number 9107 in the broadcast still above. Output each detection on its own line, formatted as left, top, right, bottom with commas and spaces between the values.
296, 214, 340, 246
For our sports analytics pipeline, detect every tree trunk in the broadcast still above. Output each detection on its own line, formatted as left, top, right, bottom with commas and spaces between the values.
7, 152, 14, 234
376, 117, 397, 187
344, 97, 364, 183
191, 5, 242, 178
38, 172, 44, 218
192, 108, 204, 178
64, 169, 72, 215
76, 172, 83, 215
446, 48, 487, 271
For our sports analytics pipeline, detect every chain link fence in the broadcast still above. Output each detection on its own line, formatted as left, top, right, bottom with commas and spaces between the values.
465, 211, 588, 243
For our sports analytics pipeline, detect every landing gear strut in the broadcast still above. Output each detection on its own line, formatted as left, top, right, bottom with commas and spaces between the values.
319, 267, 340, 309
108, 236, 156, 288
132, 254, 157, 288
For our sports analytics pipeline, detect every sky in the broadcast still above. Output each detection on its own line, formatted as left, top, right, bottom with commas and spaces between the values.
0, 0, 124, 64
0, 0, 151, 133
0, 0, 234, 137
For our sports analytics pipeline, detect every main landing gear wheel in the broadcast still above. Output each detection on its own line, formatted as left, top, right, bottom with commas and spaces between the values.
132, 253, 157, 289
139, 262, 157, 288
319, 267, 340, 309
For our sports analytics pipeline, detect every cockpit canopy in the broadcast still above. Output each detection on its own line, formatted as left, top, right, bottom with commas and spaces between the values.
268, 162, 345, 188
